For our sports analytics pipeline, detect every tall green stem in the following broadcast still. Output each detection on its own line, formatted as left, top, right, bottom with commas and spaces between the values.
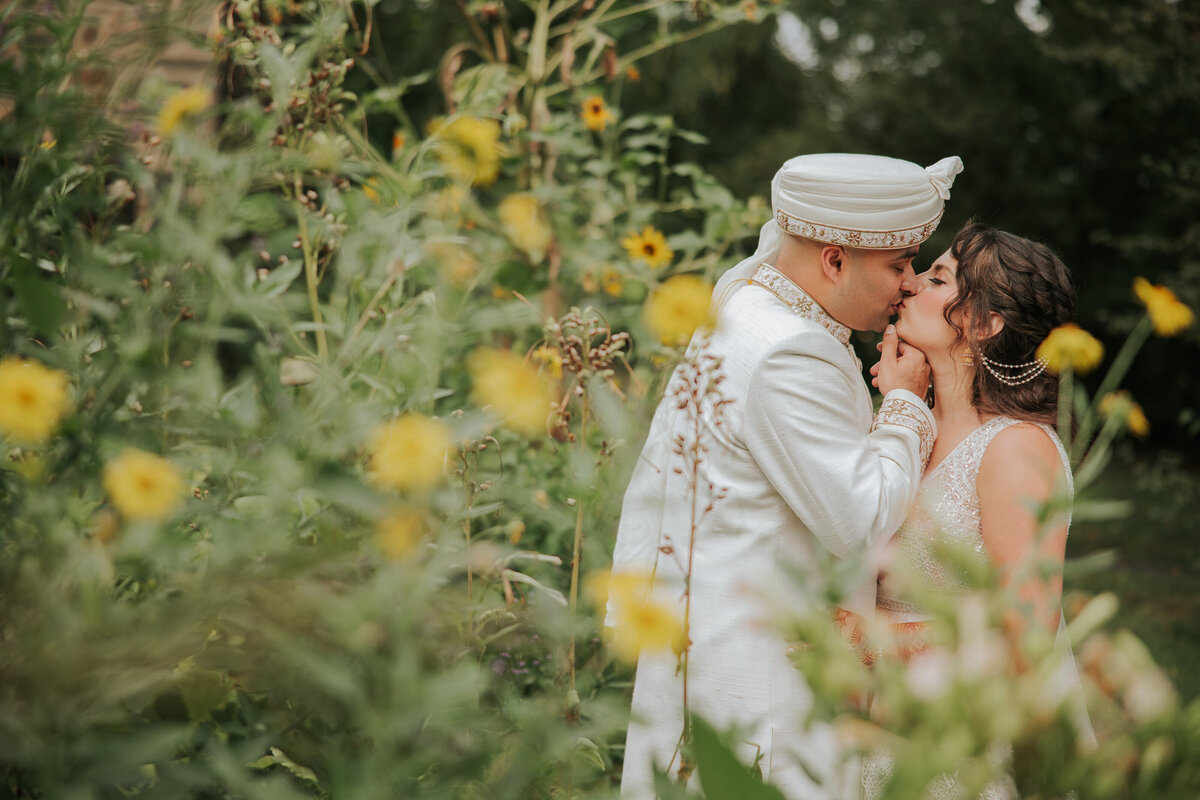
567, 398, 589, 709
293, 178, 328, 360
1071, 315, 1151, 462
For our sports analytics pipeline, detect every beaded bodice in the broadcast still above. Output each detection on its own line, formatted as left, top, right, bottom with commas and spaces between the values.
876, 416, 1073, 622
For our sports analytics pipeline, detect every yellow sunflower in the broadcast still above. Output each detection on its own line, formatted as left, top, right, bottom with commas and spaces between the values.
1099, 391, 1150, 438
367, 414, 453, 492
429, 115, 502, 186
644, 274, 714, 347
156, 86, 211, 137
103, 449, 185, 521
1036, 323, 1105, 375
0, 356, 71, 443
376, 507, 428, 559
581, 95, 616, 132
622, 226, 674, 270
468, 348, 557, 436
1133, 277, 1194, 337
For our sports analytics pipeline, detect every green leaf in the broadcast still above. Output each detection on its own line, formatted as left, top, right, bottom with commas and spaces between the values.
692, 715, 788, 800
11, 254, 64, 337
248, 747, 322, 787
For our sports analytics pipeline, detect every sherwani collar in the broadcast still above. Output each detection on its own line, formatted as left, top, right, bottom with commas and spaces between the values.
750, 264, 854, 349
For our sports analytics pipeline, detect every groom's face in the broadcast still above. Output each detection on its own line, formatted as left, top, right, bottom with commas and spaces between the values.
836, 245, 921, 332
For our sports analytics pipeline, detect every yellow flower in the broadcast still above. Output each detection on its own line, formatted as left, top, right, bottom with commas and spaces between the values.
429, 242, 477, 288
581, 95, 616, 132
468, 348, 557, 436
362, 177, 381, 203
1099, 391, 1150, 438
376, 507, 427, 559
1036, 323, 1105, 375
1133, 277, 1194, 337
644, 274, 714, 347
624, 66, 641, 82
623, 226, 674, 270
156, 85, 211, 137
0, 356, 71, 443
103, 449, 185, 521
585, 569, 652, 608
506, 519, 526, 546
602, 267, 625, 297
532, 345, 564, 379
430, 115, 502, 186
367, 414, 453, 492
430, 185, 468, 219
498, 193, 552, 260
587, 570, 685, 663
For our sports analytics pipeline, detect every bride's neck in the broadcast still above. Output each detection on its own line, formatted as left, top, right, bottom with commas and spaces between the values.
929, 357, 981, 429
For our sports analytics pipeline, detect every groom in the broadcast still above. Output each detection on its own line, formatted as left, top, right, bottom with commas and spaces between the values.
608, 153, 963, 799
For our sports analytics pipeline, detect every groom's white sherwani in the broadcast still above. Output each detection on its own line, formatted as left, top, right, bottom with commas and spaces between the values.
610, 265, 935, 799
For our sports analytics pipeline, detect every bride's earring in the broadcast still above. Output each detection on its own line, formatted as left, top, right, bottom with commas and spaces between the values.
960, 348, 975, 367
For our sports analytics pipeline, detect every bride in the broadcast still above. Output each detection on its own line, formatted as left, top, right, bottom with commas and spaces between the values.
861, 221, 1095, 798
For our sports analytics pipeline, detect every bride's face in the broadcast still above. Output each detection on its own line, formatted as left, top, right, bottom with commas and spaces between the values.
895, 248, 962, 355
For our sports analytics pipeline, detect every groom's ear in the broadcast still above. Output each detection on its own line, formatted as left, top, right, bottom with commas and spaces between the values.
820, 245, 847, 282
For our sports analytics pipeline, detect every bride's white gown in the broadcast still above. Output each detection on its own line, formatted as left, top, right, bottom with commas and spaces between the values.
863, 416, 1095, 800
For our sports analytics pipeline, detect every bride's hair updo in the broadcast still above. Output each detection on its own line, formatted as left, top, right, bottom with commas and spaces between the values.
943, 222, 1077, 426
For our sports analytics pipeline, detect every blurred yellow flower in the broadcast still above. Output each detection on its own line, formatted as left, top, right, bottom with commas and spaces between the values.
430, 185, 468, 219
1133, 277, 1194, 337
1099, 391, 1150, 438
624, 66, 641, 82
103, 448, 185, 521
0, 356, 71, 443
428, 242, 477, 288
585, 569, 651, 607
587, 570, 685, 663
498, 193, 552, 260
430, 115, 502, 186
623, 226, 673, 270
367, 414, 453, 492
376, 507, 427, 559
1036, 323, 1104, 375
391, 130, 405, 155
581, 95, 616, 132
156, 85, 211, 137
468, 348, 556, 436
506, 519, 526, 546
362, 177, 381, 203
532, 345, 564, 379
644, 274, 713, 347
39, 137, 56, 150
602, 267, 625, 297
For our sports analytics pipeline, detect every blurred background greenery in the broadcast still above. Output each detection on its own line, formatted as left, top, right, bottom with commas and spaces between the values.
2, 1, 1198, 797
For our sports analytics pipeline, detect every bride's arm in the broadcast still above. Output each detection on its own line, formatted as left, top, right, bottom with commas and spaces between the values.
977, 424, 1069, 634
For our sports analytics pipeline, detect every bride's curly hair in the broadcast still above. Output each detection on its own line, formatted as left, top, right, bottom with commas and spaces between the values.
942, 222, 1077, 426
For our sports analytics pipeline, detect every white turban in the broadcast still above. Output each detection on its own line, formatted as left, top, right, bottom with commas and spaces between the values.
713, 153, 964, 308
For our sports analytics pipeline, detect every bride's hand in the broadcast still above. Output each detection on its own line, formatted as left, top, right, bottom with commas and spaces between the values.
871, 325, 931, 396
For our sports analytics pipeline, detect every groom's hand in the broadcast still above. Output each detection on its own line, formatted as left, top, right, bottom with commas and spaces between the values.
870, 324, 930, 397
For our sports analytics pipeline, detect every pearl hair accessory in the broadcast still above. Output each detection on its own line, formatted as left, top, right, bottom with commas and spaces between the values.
977, 352, 1049, 386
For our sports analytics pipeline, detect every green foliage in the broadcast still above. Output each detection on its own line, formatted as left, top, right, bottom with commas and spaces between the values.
1, 1, 1198, 798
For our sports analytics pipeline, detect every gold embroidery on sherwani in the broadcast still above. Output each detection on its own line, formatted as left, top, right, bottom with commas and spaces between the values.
748, 264, 861, 371
873, 396, 935, 470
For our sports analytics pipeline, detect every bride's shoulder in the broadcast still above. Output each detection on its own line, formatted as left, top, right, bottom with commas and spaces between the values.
978, 419, 1064, 480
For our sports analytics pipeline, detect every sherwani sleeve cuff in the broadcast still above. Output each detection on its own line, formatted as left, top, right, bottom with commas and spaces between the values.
872, 389, 937, 470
